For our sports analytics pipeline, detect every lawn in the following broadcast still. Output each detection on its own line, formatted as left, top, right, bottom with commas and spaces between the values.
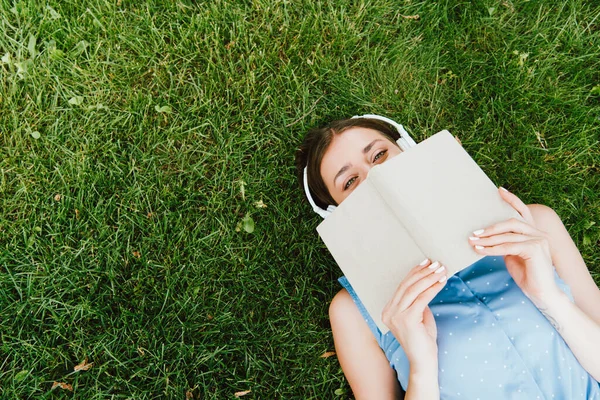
0, 0, 599, 398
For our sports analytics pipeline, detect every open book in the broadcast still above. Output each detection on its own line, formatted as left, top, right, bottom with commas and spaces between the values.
317, 130, 521, 333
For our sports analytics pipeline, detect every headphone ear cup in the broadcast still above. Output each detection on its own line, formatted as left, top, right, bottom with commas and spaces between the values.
395, 124, 417, 149
303, 166, 334, 218
317, 207, 333, 219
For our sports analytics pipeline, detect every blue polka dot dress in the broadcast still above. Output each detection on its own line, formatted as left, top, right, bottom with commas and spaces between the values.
339, 256, 600, 399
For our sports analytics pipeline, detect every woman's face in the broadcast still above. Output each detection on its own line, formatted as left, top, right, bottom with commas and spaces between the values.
320, 127, 403, 205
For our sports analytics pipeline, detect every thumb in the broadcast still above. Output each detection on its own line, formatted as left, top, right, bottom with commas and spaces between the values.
423, 307, 437, 338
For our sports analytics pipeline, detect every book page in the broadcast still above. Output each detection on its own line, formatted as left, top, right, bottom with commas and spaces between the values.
369, 130, 522, 275
317, 179, 426, 334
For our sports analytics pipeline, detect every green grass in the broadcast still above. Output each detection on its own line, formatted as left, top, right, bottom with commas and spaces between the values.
0, 0, 599, 398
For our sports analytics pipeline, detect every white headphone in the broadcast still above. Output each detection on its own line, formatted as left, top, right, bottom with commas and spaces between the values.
303, 114, 418, 218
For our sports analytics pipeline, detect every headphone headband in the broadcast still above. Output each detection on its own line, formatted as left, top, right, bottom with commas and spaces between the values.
303, 114, 417, 219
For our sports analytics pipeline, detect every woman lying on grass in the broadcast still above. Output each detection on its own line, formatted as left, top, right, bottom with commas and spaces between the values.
295, 116, 600, 399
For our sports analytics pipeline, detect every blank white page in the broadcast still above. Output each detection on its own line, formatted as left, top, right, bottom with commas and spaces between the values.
317, 180, 426, 334
369, 130, 522, 275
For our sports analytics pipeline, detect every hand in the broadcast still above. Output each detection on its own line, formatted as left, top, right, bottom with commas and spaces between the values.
468, 187, 561, 305
381, 259, 448, 371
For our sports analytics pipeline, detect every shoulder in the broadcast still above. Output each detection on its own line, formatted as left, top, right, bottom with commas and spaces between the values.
329, 288, 379, 354
330, 288, 352, 308
329, 289, 405, 399
526, 203, 576, 252
329, 289, 365, 327
526, 203, 573, 263
526, 203, 570, 245
526, 203, 566, 249
526, 204, 560, 225
526, 203, 600, 324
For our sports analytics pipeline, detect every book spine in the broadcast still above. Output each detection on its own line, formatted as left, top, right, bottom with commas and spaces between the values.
369, 166, 447, 264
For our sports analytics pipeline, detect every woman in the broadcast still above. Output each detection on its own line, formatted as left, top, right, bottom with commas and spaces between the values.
295, 116, 600, 399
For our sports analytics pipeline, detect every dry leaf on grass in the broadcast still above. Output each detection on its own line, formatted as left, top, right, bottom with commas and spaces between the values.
234, 390, 251, 397
132, 250, 141, 258
186, 390, 194, 399
401, 14, 420, 20
54, 194, 62, 201
52, 381, 73, 391
320, 351, 336, 358
74, 358, 93, 372
254, 200, 267, 209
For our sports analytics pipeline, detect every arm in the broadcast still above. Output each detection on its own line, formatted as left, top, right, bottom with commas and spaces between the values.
380, 258, 445, 399
528, 204, 600, 325
405, 366, 439, 400
527, 204, 600, 381
533, 289, 600, 381
330, 290, 441, 399
469, 190, 600, 382
330, 289, 405, 399
330, 259, 447, 399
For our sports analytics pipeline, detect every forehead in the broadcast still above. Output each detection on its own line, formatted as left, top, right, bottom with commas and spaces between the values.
324, 127, 390, 159
320, 127, 391, 172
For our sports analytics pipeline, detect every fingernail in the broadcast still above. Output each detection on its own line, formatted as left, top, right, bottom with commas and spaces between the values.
439, 275, 447, 283
428, 261, 440, 270
500, 186, 509, 192
475, 245, 484, 250
469, 236, 479, 241
420, 258, 430, 266
473, 229, 484, 236
434, 266, 445, 274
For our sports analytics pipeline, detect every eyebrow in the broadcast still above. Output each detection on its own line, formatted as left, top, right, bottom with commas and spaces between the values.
333, 164, 351, 186
332, 139, 384, 186
362, 139, 382, 154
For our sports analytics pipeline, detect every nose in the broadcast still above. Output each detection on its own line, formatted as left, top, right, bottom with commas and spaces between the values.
360, 162, 374, 178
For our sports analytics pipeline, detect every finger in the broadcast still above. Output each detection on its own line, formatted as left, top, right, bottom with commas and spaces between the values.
388, 259, 441, 306
389, 260, 443, 306
405, 278, 448, 320
423, 307, 437, 337
472, 237, 546, 259
382, 273, 446, 329
401, 259, 433, 282
397, 264, 447, 311
411, 258, 435, 273
472, 217, 540, 239
498, 187, 535, 225
468, 232, 536, 248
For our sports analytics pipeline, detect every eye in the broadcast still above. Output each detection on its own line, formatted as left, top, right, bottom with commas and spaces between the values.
373, 150, 388, 162
344, 176, 357, 190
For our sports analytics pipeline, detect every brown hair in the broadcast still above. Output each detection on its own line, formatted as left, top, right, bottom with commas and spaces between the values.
294, 118, 401, 209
